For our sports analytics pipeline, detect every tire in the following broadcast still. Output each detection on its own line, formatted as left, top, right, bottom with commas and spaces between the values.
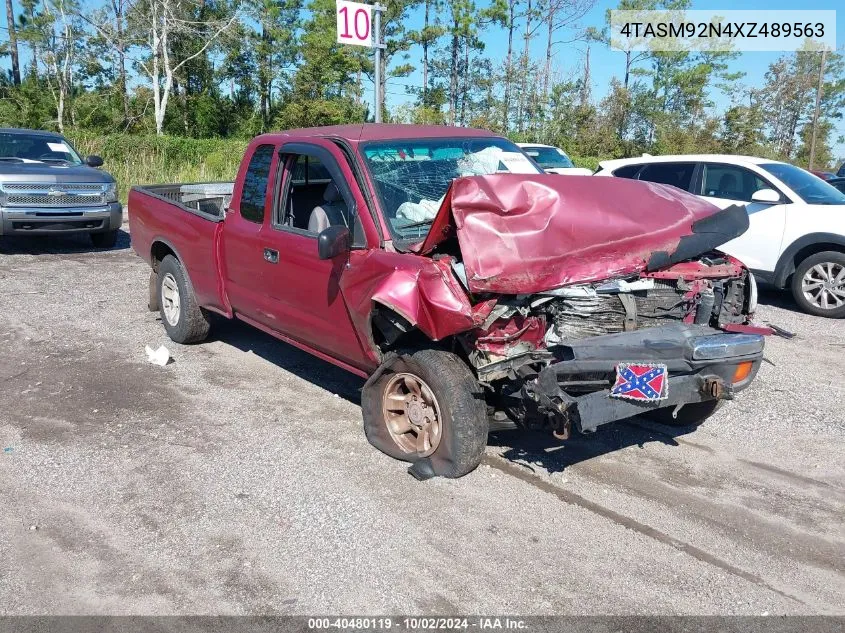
646, 399, 721, 427
361, 349, 488, 479
790, 251, 845, 318
91, 230, 118, 248
156, 254, 210, 344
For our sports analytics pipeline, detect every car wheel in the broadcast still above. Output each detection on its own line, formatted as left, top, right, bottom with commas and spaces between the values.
362, 349, 488, 478
91, 230, 118, 248
790, 251, 845, 318
156, 254, 211, 344
646, 399, 721, 427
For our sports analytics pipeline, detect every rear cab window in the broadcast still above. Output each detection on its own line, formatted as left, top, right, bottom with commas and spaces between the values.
240, 144, 276, 223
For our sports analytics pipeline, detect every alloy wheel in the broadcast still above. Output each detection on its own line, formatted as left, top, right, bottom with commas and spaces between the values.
381, 372, 443, 456
801, 262, 845, 311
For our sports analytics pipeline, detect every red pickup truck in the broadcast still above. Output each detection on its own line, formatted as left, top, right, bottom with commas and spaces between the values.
129, 124, 766, 479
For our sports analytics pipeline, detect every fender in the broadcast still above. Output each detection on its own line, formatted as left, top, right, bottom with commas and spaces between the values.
339, 250, 476, 360
149, 231, 232, 317
146, 237, 185, 313
772, 232, 845, 288
149, 235, 185, 268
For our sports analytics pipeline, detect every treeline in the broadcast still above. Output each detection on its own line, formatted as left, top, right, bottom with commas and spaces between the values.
68, 133, 247, 197
1, 0, 844, 167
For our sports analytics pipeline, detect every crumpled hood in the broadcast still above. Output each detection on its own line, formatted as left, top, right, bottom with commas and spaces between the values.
415, 174, 745, 294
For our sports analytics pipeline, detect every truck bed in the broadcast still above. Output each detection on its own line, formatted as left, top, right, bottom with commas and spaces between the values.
132, 182, 234, 220
128, 182, 230, 313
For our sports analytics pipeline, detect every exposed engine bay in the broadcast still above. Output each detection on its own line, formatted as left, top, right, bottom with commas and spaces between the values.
433, 252, 759, 435
452, 252, 755, 401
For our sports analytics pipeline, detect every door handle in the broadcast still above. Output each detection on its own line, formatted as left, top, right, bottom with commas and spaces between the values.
263, 248, 279, 264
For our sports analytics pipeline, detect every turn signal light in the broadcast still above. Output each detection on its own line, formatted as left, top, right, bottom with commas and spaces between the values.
733, 361, 753, 384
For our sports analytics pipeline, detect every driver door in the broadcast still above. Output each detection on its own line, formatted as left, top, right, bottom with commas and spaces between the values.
258, 140, 373, 370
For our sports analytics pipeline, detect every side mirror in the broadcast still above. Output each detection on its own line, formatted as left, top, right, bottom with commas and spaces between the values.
85, 155, 104, 168
750, 188, 781, 204
317, 225, 351, 260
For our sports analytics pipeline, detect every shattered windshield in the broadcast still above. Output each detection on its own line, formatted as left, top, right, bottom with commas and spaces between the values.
360, 137, 542, 241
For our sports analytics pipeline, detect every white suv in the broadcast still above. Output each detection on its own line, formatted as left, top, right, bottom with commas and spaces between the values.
595, 154, 845, 318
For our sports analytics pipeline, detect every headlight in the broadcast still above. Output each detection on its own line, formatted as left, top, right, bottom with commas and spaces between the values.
691, 334, 764, 360
747, 272, 758, 314
104, 183, 118, 203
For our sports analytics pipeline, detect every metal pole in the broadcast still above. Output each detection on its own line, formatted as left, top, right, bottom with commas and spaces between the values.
374, 4, 385, 123
808, 48, 827, 171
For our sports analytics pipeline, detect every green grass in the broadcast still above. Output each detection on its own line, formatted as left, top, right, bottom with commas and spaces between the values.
67, 133, 249, 203
569, 155, 602, 171
65, 133, 605, 204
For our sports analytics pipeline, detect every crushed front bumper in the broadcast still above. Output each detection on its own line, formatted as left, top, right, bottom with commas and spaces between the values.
532, 324, 764, 432
0, 202, 123, 236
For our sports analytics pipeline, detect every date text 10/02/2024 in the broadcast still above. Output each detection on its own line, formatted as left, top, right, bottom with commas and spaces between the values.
307, 618, 528, 630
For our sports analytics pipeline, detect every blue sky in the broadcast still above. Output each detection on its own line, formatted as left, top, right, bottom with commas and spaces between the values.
1, 0, 842, 161
377, 0, 845, 162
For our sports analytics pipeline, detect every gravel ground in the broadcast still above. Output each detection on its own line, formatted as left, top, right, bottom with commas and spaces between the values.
0, 229, 843, 615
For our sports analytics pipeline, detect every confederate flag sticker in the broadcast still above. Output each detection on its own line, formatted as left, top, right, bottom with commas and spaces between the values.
610, 363, 669, 402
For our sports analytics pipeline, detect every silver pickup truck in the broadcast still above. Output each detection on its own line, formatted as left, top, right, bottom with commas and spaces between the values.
0, 128, 122, 247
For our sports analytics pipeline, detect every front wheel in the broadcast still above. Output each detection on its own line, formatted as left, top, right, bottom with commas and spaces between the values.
362, 349, 488, 479
790, 251, 845, 318
646, 399, 721, 427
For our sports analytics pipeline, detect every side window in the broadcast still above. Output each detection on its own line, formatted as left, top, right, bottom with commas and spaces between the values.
700, 164, 770, 202
612, 164, 643, 179
240, 144, 275, 223
637, 162, 696, 191
277, 149, 363, 244
291, 154, 332, 183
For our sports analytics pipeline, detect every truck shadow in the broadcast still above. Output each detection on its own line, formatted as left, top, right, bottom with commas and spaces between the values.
202, 316, 698, 473
488, 419, 699, 475
0, 229, 131, 254
755, 282, 802, 314
207, 316, 365, 405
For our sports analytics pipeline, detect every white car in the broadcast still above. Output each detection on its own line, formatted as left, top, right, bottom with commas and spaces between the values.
517, 143, 593, 176
595, 154, 845, 318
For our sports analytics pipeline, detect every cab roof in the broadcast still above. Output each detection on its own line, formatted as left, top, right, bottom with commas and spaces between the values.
255, 123, 500, 146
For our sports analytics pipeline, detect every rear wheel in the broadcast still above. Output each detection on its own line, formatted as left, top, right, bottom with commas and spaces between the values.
791, 251, 845, 318
91, 230, 118, 248
156, 254, 210, 344
646, 399, 721, 427
362, 349, 488, 478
